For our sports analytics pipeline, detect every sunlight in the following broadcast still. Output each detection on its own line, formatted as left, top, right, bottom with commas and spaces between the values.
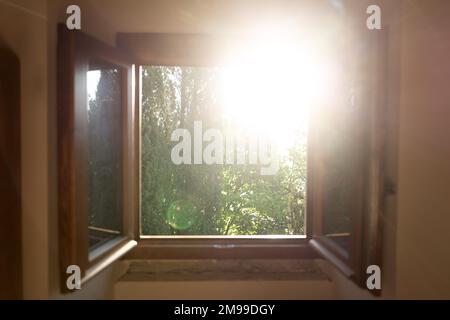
222, 32, 337, 151
87, 70, 101, 103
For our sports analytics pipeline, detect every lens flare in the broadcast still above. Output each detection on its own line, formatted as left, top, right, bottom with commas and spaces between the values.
166, 200, 198, 231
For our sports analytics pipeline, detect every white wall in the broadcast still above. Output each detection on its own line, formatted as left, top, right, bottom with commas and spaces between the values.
395, 0, 450, 299
115, 279, 335, 300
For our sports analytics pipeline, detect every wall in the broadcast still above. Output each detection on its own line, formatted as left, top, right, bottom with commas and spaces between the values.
0, 0, 122, 299
0, 0, 121, 300
395, 0, 450, 299
49, 0, 346, 45
115, 279, 335, 300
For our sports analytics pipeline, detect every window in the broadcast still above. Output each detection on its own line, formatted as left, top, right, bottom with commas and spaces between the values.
57, 25, 137, 290
308, 31, 388, 290
58, 26, 387, 293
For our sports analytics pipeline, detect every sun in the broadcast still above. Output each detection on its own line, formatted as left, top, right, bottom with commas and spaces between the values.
220, 32, 337, 152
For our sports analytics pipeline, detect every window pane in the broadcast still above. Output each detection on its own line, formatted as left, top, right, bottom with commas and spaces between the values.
87, 61, 123, 249
141, 66, 308, 236
320, 112, 355, 251
320, 82, 363, 252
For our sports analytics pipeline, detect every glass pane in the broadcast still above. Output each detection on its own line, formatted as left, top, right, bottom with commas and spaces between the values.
87, 60, 123, 250
319, 36, 370, 253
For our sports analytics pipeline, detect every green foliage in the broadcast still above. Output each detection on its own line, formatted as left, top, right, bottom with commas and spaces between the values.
141, 66, 307, 235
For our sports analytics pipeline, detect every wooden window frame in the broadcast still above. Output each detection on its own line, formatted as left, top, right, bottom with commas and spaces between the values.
57, 25, 137, 292
308, 29, 388, 293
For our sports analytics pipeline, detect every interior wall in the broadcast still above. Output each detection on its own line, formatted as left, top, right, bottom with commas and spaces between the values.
395, 0, 450, 299
50, 0, 347, 45
115, 278, 336, 300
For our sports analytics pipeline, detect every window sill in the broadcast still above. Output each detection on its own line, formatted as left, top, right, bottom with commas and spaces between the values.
82, 239, 137, 286
119, 259, 329, 282
125, 238, 317, 260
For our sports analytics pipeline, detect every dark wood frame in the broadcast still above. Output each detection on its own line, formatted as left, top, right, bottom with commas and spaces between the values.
57, 25, 137, 292
308, 29, 388, 293
0, 43, 22, 299
129, 237, 315, 260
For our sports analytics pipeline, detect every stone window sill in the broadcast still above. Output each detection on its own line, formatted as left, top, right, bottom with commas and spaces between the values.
119, 259, 330, 282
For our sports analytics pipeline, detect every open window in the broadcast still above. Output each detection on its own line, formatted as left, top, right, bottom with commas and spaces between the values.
308, 29, 387, 293
57, 25, 137, 291
57, 24, 387, 293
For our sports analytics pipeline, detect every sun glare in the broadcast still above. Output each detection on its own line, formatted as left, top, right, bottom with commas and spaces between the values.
221, 32, 336, 151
